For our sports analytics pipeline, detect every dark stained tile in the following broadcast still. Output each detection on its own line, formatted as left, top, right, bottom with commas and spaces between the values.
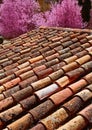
29, 100, 55, 121
20, 95, 38, 110
63, 96, 84, 115
12, 86, 33, 102
19, 76, 38, 89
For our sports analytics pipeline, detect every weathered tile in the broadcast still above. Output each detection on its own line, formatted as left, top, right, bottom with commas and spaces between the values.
29, 55, 43, 64
7, 113, 34, 130
49, 69, 64, 81
63, 97, 84, 114
30, 123, 46, 130
57, 115, 87, 130
75, 89, 92, 102
29, 100, 55, 121
20, 95, 38, 109
0, 97, 15, 111
40, 108, 69, 130
12, 86, 33, 102
0, 104, 23, 123
78, 104, 92, 124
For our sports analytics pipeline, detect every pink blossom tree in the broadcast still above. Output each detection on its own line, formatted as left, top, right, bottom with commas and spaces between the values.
0, 0, 40, 38
34, 0, 85, 28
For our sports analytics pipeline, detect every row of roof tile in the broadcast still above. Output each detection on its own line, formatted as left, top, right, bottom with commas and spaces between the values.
0, 27, 92, 130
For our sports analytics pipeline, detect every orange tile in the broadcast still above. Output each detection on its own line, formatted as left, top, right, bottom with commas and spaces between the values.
64, 55, 78, 64
62, 62, 79, 72
55, 76, 70, 88
14, 66, 32, 76
49, 88, 73, 105
4, 78, 21, 90
76, 55, 91, 65
0, 74, 15, 85
68, 79, 87, 93
29, 55, 43, 64
7, 113, 34, 130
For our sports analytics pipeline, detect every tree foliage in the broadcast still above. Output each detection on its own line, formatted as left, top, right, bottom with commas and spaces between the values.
0, 0, 39, 38
34, 0, 85, 28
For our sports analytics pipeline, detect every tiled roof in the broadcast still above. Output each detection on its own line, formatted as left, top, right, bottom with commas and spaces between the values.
0, 27, 92, 130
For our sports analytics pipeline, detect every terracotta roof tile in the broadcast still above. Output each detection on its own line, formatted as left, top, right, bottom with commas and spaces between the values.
34, 83, 60, 101
49, 88, 73, 105
57, 115, 87, 130
78, 104, 92, 124
41, 107, 69, 130
75, 89, 92, 102
0, 27, 92, 130
7, 113, 34, 130
29, 123, 46, 130
12, 86, 33, 102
